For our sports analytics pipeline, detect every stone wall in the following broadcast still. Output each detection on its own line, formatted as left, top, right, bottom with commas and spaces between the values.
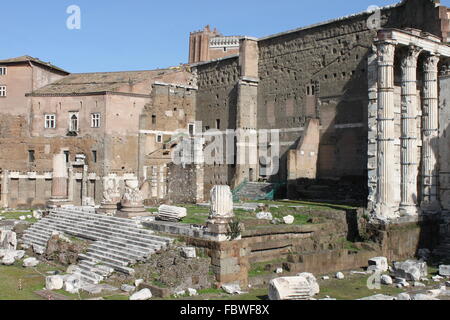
184, 237, 250, 288
439, 74, 450, 212
166, 163, 203, 204
195, 56, 240, 198
193, 0, 450, 200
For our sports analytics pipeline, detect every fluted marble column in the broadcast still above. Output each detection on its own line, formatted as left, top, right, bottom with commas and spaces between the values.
376, 40, 397, 219
422, 53, 441, 212
400, 46, 421, 216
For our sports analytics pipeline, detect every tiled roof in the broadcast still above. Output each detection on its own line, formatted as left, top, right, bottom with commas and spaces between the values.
29, 69, 175, 95
0, 55, 69, 74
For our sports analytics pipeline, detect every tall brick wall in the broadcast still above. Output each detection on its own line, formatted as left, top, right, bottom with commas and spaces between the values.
195, 56, 240, 197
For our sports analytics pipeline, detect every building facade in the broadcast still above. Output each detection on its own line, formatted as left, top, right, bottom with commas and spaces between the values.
0, 60, 194, 208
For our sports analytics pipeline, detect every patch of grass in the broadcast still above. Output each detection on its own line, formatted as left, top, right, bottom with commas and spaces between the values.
316, 274, 404, 300
337, 238, 361, 251
169, 201, 341, 227
152, 279, 168, 288
176, 205, 210, 225
428, 265, 439, 276
0, 211, 37, 223
0, 261, 66, 300
248, 259, 285, 278
197, 288, 223, 295
213, 288, 269, 301
103, 294, 129, 300
250, 199, 358, 211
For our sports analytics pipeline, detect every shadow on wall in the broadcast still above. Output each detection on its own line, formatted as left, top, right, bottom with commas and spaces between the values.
284, 34, 373, 204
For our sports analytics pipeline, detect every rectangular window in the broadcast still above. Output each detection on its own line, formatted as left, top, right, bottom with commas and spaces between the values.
91, 113, 101, 128
64, 151, 70, 163
0, 86, 6, 97
152, 115, 156, 125
0, 67, 6, 76
188, 123, 195, 135
28, 150, 35, 163
92, 150, 97, 163
156, 134, 163, 143
216, 119, 221, 130
45, 114, 56, 129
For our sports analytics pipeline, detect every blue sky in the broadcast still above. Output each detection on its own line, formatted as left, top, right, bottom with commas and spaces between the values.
1, 0, 447, 73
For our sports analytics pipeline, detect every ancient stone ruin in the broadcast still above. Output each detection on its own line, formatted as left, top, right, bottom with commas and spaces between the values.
2, 0, 450, 303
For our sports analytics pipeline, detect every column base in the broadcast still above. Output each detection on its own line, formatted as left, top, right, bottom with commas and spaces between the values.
399, 205, 421, 217
116, 206, 148, 218
375, 203, 400, 220
47, 198, 71, 208
97, 203, 119, 216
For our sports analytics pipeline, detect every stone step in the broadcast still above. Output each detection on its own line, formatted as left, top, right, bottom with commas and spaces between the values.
48, 213, 166, 245
77, 261, 114, 280
96, 237, 160, 255
90, 242, 151, 261
75, 267, 104, 282
78, 253, 135, 275
44, 216, 168, 249
26, 222, 158, 255
51, 208, 140, 226
53, 210, 156, 236
82, 250, 129, 267
73, 269, 101, 284
78, 259, 113, 273
87, 247, 138, 265
56, 209, 174, 245
25, 208, 172, 282
22, 231, 50, 246
51, 211, 171, 244
22, 237, 46, 248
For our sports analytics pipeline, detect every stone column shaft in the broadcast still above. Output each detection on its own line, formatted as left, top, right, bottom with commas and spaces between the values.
1, 170, 9, 208
376, 41, 397, 219
422, 54, 441, 211
400, 47, 421, 216
51, 154, 68, 199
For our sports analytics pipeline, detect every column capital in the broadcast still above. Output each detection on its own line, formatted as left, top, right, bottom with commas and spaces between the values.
423, 53, 440, 72
376, 40, 397, 65
401, 46, 422, 69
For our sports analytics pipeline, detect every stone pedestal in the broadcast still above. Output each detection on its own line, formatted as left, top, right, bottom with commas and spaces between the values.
97, 203, 119, 216
97, 175, 121, 216
117, 179, 147, 218
206, 185, 237, 241
117, 206, 148, 218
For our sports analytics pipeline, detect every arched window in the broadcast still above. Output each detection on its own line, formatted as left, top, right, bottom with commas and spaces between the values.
70, 114, 78, 132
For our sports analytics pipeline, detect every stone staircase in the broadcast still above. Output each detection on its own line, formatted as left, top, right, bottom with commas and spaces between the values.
291, 178, 366, 203
234, 182, 276, 201
22, 207, 174, 284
